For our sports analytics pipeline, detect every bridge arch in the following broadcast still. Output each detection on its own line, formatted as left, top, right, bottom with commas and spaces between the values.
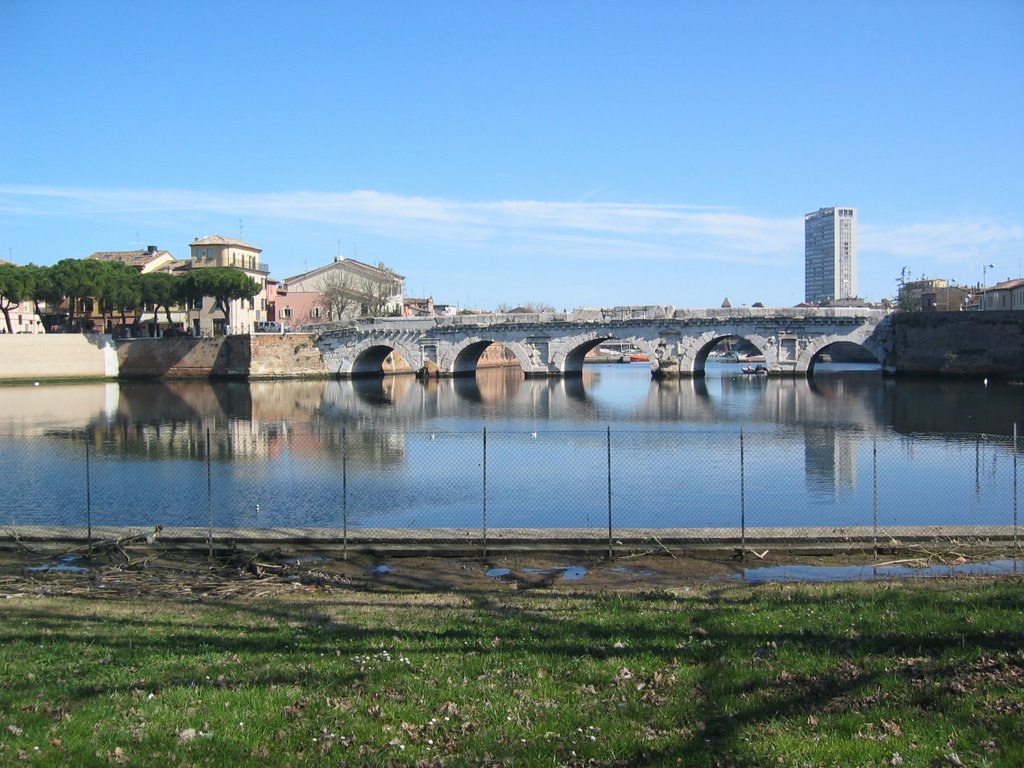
552, 330, 660, 375
340, 340, 420, 378
800, 326, 886, 376
560, 335, 615, 375
806, 340, 883, 375
685, 332, 768, 376
449, 339, 533, 376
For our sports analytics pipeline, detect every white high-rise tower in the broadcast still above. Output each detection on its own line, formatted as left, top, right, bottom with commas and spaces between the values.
804, 207, 857, 304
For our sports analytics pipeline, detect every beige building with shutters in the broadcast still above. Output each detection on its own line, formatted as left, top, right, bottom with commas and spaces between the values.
188, 235, 270, 336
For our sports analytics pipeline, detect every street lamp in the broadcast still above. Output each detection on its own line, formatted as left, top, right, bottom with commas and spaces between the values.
982, 263, 995, 310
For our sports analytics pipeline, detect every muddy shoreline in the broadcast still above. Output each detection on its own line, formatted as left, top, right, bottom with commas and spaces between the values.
1, 537, 1020, 599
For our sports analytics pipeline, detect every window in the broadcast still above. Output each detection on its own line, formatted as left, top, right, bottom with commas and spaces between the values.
312, 307, 322, 319
282, 307, 293, 319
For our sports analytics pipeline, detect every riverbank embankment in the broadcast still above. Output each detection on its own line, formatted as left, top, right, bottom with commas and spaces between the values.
2, 311, 1023, 381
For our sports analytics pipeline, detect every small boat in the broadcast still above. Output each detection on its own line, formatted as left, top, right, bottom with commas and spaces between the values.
741, 364, 768, 375
630, 353, 649, 363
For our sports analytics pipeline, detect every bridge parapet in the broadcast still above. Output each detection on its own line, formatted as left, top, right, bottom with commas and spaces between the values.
349, 305, 889, 332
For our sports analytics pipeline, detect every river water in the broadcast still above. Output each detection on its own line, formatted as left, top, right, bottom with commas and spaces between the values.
1, 363, 1020, 534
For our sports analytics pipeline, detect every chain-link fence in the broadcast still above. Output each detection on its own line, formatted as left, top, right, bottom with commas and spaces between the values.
2, 425, 1020, 555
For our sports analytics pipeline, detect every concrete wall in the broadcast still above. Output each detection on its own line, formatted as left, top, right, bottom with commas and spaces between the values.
888, 310, 1024, 377
0, 334, 118, 381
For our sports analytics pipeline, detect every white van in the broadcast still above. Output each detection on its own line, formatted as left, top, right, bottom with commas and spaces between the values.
254, 321, 285, 334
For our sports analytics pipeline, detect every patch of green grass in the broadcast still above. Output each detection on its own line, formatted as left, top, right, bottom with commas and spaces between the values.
1, 579, 1022, 766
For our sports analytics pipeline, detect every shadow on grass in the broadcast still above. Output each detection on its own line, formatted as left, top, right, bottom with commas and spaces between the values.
2, 577, 1022, 765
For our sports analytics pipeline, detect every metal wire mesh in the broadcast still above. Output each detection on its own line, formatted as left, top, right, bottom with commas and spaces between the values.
1, 425, 1019, 549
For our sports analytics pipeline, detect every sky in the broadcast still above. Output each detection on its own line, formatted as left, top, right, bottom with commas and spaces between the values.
2, 1, 1022, 311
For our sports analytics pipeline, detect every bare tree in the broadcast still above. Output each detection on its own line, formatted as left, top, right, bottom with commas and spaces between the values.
363, 265, 403, 317
318, 272, 361, 321
496, 301, 555, 313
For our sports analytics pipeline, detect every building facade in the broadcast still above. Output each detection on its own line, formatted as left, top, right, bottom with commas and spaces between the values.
981, 278, 1024, 311
280, 256, 404, 325
804, 207, 857, 304
188, 236, 270, 335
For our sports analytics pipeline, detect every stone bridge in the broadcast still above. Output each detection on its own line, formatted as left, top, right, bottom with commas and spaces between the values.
316, 306, 894, 378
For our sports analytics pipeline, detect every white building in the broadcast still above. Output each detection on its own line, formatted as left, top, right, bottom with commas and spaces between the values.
804, 207, 857, 304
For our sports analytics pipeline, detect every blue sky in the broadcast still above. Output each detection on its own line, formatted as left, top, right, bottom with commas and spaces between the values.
2, 1, 1022, 310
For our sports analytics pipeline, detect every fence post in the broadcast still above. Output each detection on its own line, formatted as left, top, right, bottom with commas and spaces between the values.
482, 428, 488, 559
975, 436, 981, 494
85, 429, 93, 556
873, 436, 878, 562
342, 426, 348, 561
739, 428, 746, 560
206, 428, 213, 563
607, 425, 613, 559
1014, 423, 1019, 555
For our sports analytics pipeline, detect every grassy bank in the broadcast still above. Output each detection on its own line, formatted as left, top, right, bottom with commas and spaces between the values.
2, 578, 1022, 767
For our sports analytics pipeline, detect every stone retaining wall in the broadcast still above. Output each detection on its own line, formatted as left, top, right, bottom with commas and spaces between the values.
889, 310, 1024, 377
248, 334, 330, 378
116, 336, 251, 379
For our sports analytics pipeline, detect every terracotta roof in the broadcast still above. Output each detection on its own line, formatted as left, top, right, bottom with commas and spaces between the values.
190, 235, 262, 251
987, 278, 1024, 291
88, 249, 174, 268
284, 257, 404, 285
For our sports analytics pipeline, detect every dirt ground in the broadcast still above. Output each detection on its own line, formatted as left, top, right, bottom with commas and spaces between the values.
1, 538, 1017, 599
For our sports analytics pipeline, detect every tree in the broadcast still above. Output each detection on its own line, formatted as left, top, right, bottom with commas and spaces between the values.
139, 272, 183, 331
181, 267, 259, 330
496, 301, 555, 313
19, 264, 62, 331
92, 261, 142, 331
0, 263, 27, 333
895, 266, 921, 312
316, 265, 403, 320
318, 271, 361, 321
48, 258, 101, 330
363, 265, 403, 317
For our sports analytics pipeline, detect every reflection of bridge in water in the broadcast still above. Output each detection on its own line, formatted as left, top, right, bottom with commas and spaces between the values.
316, 306, 894, 378
4, 371, 1021, 533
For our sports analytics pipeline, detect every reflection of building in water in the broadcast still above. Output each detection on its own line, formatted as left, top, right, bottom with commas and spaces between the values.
804, 428, 857, 499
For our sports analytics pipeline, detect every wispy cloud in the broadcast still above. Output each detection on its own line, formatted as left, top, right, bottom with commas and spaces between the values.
861, 220, 1024, 261
2, 186, 1021, 276
0, 184, 801, 262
